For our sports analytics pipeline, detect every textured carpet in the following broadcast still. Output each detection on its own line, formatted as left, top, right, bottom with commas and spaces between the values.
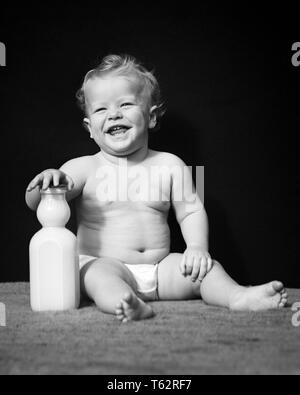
0, 283, 300, 375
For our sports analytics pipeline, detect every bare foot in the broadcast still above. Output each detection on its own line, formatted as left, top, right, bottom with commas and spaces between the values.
229, 281, 288, 311
115, 292, 154, 323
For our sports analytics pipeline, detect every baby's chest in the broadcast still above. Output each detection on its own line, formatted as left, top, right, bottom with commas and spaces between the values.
84, 167, 172, 212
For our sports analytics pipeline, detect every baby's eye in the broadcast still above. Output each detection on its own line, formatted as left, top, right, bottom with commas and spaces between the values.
121, 102, 134, 107
95, 107, 106, 113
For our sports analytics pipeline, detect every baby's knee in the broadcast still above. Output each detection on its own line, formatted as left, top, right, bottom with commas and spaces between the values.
80, 258, 113, 297
82, 257, 124, 279
211, 259, 222, 270
201, 260, 223, 280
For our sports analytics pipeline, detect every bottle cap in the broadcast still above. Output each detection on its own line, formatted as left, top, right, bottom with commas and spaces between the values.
40, 185, 68, 194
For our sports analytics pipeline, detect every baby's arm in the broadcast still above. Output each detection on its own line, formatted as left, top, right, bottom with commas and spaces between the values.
25, 156, 91, 211
170, 154, 213, 282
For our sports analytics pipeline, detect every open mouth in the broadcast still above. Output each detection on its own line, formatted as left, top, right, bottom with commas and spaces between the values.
106, 125, 131, 136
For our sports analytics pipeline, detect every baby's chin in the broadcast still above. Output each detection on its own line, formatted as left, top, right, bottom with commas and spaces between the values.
100, 135, 148, 156
99, 143, 143, 158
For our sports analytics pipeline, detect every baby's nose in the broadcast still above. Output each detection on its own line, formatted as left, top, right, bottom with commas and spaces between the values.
108, 108, 123, 120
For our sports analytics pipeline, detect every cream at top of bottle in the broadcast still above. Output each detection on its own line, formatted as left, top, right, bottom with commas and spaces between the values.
37, 185, 70, 227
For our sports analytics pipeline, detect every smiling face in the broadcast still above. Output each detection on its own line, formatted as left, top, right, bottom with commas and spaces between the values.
83, 75, 157, 157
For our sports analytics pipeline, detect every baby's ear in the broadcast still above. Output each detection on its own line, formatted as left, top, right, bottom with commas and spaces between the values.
149, 105, 158, 130
83, 118, 93, 138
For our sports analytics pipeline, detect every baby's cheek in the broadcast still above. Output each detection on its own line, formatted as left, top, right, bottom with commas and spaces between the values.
128, 108, 147, 124
92, 121, 105, 136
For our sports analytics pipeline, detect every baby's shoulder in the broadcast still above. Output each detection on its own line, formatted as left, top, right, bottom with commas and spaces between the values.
148, 149, 186, 167
63, 154, 95, 167
61, 154, 96, 174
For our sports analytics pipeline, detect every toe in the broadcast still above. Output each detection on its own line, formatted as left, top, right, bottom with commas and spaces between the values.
279, 296, 288, 308
121, 292, 134, 308
271, 281, 284, 293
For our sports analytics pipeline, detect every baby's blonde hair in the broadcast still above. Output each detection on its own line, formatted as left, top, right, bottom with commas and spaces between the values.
76, 54, 166, 131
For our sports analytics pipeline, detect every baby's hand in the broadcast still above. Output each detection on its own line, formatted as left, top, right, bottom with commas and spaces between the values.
26, 169, 74, 192
180, 247, 213, 282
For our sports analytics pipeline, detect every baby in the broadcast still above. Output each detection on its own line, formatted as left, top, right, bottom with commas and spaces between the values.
25, 54, 288, 322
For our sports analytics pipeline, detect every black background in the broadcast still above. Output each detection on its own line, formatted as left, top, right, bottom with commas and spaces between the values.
0, 2, 299, 286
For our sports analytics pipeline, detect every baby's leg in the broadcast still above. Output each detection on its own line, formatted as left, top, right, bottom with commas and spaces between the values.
158, 253, 238, 301
200, 261, 288, 311
158, 254, 288, 310
81, 257, 153, 321
158, 253, 203, 300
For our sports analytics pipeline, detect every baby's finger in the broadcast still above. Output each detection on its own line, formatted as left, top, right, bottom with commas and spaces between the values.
185, 255, 194, 275
42, 173, 52, 190
26, 183, 35, 192
66, 175, 74, 190
180, 255, 187, 275
191, 258, 200, 282
207, 257, 214, 273
27, 174, 42, 191
198, 257, 208, 282
52, 172, 60, 187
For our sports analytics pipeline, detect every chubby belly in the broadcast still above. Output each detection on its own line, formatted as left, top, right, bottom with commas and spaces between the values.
77, 209, 171, 265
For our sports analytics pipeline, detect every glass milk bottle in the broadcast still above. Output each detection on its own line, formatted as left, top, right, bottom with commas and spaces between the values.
29, 186, 80, 311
